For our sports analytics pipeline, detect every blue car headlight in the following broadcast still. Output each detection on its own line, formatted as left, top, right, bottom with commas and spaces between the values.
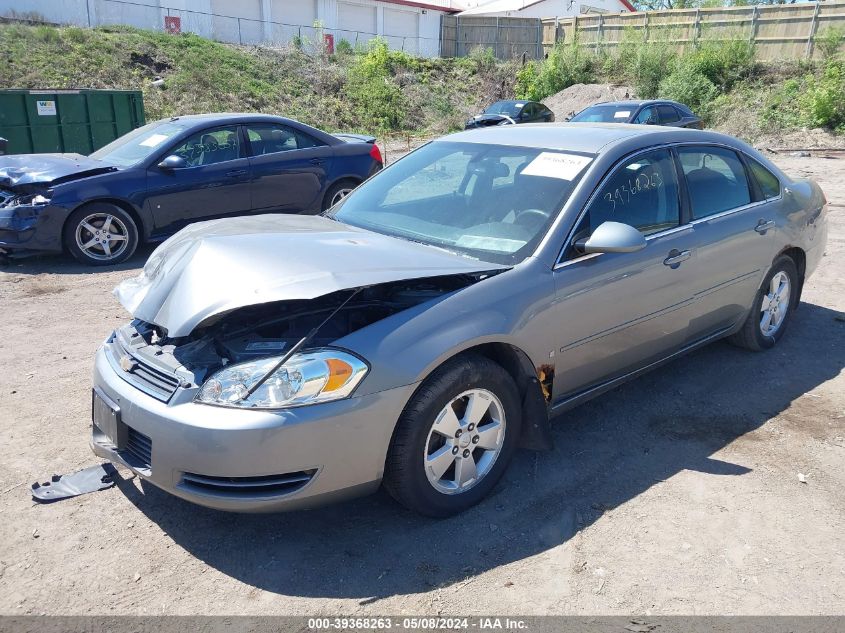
196, 348, 368, 409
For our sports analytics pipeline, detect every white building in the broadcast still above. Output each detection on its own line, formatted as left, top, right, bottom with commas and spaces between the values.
457, 0, 635, 18
0, 0, 469, 57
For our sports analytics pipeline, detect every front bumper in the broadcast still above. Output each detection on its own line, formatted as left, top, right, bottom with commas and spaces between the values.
91, 344, 417, 512
0, 203, 65, 253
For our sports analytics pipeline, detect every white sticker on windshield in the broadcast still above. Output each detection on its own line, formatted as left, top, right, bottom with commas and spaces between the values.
521, 152, 592, 181
614, 110, 631, 118
140, 134, 169, 147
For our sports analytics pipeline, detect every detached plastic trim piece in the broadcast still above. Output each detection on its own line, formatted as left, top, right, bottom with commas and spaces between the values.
31, 463, 117, 503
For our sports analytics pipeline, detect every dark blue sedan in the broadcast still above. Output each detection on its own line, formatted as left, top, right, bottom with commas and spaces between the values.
0, 113, 383, 265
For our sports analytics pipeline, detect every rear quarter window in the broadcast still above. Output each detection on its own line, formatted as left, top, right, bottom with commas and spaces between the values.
748, 158, 781, 199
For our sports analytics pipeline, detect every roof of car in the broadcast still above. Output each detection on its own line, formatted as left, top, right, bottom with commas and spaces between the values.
442, 123, 731, 154
587, 100, 686, 108
157, 113, 290, 125
489, 100, 540, 106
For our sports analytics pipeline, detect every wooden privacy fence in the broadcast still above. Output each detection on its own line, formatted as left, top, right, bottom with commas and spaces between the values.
440, 15, 544, 59
442, 1, 845, 61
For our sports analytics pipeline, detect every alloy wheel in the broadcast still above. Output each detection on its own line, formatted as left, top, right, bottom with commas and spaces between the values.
330, 187, 353, 207
423, 388, 506, 495
760, 270, 791, 337
75, 212, 130, 261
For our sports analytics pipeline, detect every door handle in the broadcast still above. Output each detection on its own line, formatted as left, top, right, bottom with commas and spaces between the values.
226, 169, 248, 178
309, 158, 325, 165
755, 219, 776, 234
663, 249, 691, 267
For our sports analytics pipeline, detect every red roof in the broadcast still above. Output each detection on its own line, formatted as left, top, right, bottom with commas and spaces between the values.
379, 0, 461, 13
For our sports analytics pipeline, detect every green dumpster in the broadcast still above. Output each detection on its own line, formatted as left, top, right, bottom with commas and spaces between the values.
0, 89, 145, 156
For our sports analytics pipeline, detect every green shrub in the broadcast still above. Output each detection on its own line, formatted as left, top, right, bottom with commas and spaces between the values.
515, 60, 541, 100
659, 69, 718, 116
761, 77, 804, 129
761, 60, 845, 132
516, 42, 594, 101
798, 60, 845, 130
682, 39, 755, 91
618, 37, 675, 98
815, 26, 844, 61
335, 38, 353, 55
468, 45, 497, 70
345, 38, 406, 131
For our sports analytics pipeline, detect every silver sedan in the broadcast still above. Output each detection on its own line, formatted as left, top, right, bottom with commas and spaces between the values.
91, 124, 829, 516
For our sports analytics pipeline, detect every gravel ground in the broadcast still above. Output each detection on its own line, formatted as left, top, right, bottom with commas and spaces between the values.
0, 154, 842, 616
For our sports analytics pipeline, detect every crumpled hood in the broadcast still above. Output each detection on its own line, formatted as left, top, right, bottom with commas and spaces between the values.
0, 154, 117, 191
115, 214, 507, 338
467, 114, 514, 128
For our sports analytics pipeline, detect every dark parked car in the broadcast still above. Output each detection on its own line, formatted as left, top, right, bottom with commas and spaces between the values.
570, 100, 703, 129
0, 114, 383, 265
465, 100, 555, 129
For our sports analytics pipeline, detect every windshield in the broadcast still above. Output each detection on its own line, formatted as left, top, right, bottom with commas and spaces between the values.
484, 102, 525, 118
571, 105, 635, 123
89, 121, 190, 167
332, 141, 593, 265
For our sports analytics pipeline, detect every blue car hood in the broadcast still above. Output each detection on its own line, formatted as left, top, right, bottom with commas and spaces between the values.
115, 214, 507, 338
0, 153, 117, 191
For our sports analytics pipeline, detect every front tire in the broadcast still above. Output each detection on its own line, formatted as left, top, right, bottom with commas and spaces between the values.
64, 203, 138, 266
728, 255, 799, 351
384, 353, 522, 517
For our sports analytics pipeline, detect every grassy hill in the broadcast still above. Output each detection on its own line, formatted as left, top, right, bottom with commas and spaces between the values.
1, 21, 842, 145
0, 22, 517, 136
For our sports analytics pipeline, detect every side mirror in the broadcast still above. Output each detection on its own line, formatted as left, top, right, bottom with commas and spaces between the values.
157, 155, 187, 170
575, 221, 646, 254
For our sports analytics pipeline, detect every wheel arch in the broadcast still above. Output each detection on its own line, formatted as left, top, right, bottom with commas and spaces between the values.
322, 176, 363, 211
408, 342, 553, 452
777, 245, 806, 303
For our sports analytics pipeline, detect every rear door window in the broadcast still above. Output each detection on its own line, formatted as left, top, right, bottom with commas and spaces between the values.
658, 105, 681, 124
633, 106, 657, 124
246, 124, 324, 155
678, 146, 752, 219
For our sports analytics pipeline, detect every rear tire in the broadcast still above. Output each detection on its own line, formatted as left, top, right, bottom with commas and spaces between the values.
322, 179, 358, 211
384, 353, 522, 517
728, 255, 799, 351
64, 203, 138, 266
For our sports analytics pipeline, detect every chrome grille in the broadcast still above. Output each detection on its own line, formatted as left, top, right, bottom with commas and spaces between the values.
180, 471, 315, 497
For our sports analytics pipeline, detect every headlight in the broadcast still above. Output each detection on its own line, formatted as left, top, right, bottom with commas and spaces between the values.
195, 348, 368, 409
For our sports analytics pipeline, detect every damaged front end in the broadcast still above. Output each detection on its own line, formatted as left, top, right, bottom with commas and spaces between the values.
108, 274, 493, 409
108, 214, 507, 409
0, 154, 119, 256
0, 185, 53, 255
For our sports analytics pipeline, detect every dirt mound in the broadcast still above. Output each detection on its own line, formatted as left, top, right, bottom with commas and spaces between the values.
542, 83, 635, 121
